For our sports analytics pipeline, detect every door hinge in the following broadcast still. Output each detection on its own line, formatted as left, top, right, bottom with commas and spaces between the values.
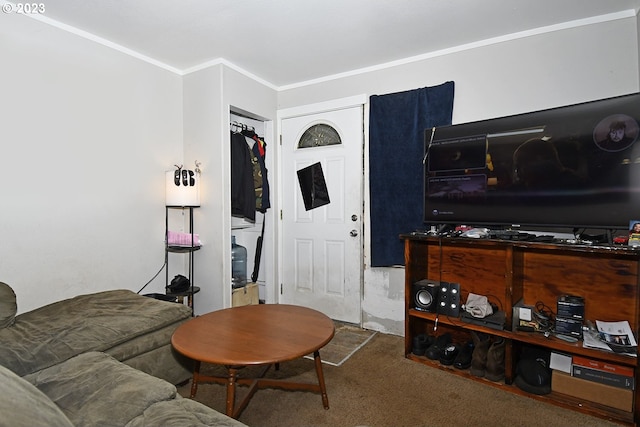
280, 209, 283, 220
279, 134, 282, 145
280, 283, 283, 294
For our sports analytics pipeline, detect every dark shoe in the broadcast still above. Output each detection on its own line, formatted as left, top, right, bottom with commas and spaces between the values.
412, 333, 433, 356
485, 338, 505, 381
470, 331, 491, 377
439, 343, 460, 365
453, 340, 474, 369
426, 333, 451, 360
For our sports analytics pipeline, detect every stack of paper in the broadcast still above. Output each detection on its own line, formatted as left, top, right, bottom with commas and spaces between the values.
583, 320, 637, 357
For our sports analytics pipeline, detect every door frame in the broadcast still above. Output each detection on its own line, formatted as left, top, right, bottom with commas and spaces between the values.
275, 94, 368, 317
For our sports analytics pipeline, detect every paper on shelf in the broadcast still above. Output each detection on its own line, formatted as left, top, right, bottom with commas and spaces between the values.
597, 320, 637, 345
582, 331, 612, 351
583, 320, 638, 357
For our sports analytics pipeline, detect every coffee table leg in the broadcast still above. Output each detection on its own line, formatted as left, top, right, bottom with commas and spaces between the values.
313, 350, 330, 409
190, 360, 201, 398
226, 367, 239, 417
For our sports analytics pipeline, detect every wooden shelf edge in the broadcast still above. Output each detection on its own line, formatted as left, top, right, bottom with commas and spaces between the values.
400, 234, 640, 257
408, 309, 513, 339
547, 390, 635, 426
405, 353, 635, 426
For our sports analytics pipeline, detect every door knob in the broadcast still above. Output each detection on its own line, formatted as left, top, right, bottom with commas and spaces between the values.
350, 229, 358, 237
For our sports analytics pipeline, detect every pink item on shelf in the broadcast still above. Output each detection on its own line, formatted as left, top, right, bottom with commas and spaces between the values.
167, 230, 201, 247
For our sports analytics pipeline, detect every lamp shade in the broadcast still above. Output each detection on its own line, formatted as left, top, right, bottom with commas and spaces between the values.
166, 169, 200, 207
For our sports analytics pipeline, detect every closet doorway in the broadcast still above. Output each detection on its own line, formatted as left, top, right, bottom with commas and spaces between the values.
279, 100, 364, 324
230, 112, 272, 303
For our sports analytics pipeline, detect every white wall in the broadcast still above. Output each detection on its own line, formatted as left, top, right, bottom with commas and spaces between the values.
2, 10, 639, 335
277, 15, 640, 335
183, 65, 277, 314
0, 13, 183, 313
181, 65, 225, 315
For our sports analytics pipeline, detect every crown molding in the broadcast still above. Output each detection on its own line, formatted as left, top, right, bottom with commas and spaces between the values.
24, 7, 637, 92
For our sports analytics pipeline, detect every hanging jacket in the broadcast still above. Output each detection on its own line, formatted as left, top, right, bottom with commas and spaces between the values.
251, 136, 270, 212
231, 131, 256, 221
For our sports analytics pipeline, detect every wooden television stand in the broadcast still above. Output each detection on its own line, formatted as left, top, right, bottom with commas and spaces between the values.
401, 234, 640, 426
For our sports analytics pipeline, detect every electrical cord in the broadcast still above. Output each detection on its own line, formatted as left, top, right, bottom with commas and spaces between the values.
432, 235, 447, 331
533, 300, 555, 332
136, 260, 167, 294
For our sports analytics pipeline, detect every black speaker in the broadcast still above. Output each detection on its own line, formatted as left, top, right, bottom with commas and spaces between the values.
436, 282, 461, 317
412, 279, 439, 312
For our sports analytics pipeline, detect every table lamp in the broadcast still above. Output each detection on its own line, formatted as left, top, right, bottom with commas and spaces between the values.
166, 165, 200, 207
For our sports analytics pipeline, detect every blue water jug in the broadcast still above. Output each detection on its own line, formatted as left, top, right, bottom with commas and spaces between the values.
231, 236, 247, 288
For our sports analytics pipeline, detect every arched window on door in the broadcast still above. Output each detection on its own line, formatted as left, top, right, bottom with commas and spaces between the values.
298, 124, 341, 148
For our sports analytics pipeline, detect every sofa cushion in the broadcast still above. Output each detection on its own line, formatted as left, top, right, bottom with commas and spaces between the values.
0, 289, 191, 376
125, 397, 248, 427
0, 363, 74, 427
118, 342, 193, 386
25, 351, 177, 427
0, 282, 17, 328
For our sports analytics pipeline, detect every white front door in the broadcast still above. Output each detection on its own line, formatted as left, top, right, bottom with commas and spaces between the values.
280, 105, 363, 323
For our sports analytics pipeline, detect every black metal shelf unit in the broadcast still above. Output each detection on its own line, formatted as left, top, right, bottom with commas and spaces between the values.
165, 206, 200, 316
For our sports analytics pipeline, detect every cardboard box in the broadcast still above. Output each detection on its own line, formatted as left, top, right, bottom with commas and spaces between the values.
572, 365, 635, 390
552, 370, 633, 412
571, 355, 635, 390
572, 355, 634, 377
232, 283, 259, 307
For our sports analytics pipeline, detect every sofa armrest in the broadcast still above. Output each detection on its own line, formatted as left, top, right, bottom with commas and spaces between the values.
0, 364, 74, 427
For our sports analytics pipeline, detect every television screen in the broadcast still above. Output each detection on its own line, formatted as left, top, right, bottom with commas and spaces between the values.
424, 92, 640, 230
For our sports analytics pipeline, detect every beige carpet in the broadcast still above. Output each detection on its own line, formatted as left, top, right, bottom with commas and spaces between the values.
304, 321, 377, 366
177, 332, 622, 427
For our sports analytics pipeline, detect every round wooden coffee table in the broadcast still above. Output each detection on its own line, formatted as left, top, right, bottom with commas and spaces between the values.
171, 304, 335, 419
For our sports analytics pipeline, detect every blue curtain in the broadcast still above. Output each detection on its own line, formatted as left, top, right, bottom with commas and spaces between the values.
369, 82, 455, 266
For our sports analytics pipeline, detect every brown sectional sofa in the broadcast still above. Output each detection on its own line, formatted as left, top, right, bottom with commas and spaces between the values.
0, 284, 247, 427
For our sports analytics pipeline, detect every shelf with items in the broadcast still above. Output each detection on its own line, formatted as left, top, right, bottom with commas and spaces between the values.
408, 308, 637, 367
165, 206, 200, 316
402, 234, 640, 426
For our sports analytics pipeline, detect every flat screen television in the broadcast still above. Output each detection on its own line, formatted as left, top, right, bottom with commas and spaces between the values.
424, 92, 640, 232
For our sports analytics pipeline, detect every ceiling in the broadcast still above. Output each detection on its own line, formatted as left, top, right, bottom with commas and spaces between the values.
30, 0, 640, 88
